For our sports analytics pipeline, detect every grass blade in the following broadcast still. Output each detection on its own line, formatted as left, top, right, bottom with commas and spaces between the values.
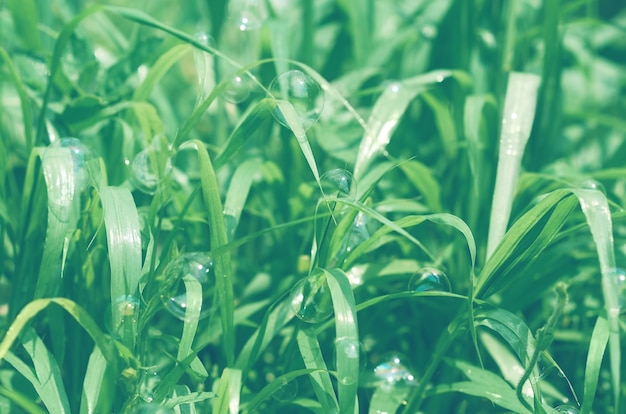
581, 316, 610, 414
80, 347, 108, 414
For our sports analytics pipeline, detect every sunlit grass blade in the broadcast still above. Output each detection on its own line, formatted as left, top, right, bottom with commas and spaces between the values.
0, 47, 34, 153
132, 44, 192, 102
212, 367, 241, 414
463, 94, 497, 197
80, 347, 108, 414
193, 140, 235, 366
581, 316, 609, 414
399, 160, 443, 213
296, 329, 340, 412
223, 158, 263, 240
177, 275, 209, 378
100, 186, 142, 347
323, 268, 359, 414
486, 72, 541, 258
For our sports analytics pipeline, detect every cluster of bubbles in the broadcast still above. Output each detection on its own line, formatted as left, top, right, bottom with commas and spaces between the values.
160, 252, 216, 321
289, 270, 333, 323
269, 70, 324, 132
361, 353, 418, 390
408, 267, 451, 293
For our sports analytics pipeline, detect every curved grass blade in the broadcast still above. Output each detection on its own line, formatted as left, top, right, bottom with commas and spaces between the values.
223, 158, 262, 241
132, 43, 192, 102
80, 346, 108, 414
176, 275, 209, 379
213, 367, 241, 414
581, 316, 609, 414
398, 160, 443, 213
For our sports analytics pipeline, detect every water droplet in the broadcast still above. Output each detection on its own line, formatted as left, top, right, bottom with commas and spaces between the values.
408, 267, 451, 292
334, 337, 365, 385
321, 169, 356, 199
554, 405, 580, 414
47, 137, 97, 191
130, 148, 172, 194
269, 70, 324, 131
229, 0, 267, 31
290, 270, 333, 323
272, 378, 298, 402
609, 268, 626, 312
105, 295, 139, 338
368, 353, 418, 389
223, 75, 250, 103
580, 179, 606, 194
160, 252, 215, 321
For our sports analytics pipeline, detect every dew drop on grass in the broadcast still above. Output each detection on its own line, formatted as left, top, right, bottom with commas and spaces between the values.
130, 148, 172, 194
105, 295, 139, 338
554, 405, 580, 414
229, 0, 267, 31
160, 252, 215, 321
321, 168, 356, 199
334, 337, 365, 385
408, 267, 451, 293
269, 70, 324, 131
223, 75, 250, 103
290, 270, 333, 323
271, 377, 298, 402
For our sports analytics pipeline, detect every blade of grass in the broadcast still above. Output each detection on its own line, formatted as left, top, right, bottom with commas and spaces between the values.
0, 47, 34, 153
0, 384, 47, 414
80, 346, 108, 414
581, 316, 609, 414
132, 43, 192, 102
212, 367, 241, 414
177, 275, 209, 378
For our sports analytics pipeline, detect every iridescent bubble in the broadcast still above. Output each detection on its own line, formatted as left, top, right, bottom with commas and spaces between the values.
269, 70, 324, 131
105, 295, 139, 338
371, 353, 418, 389
229, 0, 267, 31
408, 267, 451, 293
223, 75, 250, 103
160, 252, 215, 321
290, 270, 333, 323
130, 148, 172, 194
271, 378, 298, 402
321, 169, 356, 199
47, 137, 97, 191
554, 405, 580, 414
334, 337, 365, 385
609, 268, 626, 312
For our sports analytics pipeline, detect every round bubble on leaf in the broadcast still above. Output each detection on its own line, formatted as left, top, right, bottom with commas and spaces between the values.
290, 270, 333, 323
269, 70, 324, 131
409, 267, 451, 293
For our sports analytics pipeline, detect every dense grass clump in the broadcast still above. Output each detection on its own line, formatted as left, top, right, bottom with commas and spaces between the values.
1, 0, 626, 412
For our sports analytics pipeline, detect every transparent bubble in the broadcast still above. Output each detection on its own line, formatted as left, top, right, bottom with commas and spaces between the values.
131, 148, 172, 194
269, 70, 324, 131
580, 179, 606, 194
321, 169, 356, 199
47, 137, 97, 191
160, 252, 215, 321
609, 268, 626, 312
223, 75, 250, 103
334, 337, 365, 385
408, 267, 451, 293
105, 295, 139, 338
554, 405, 580, 414
271, 378, 298, 402
193, 32, 216, 106
332, 212, 373, 267
138, 367, 161, 404
229, 0, 267, 31
290, 270, 333, 323
371, 353, 418, 389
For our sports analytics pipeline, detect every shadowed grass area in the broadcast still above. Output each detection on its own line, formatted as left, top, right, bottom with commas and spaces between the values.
1, 0, 626, 412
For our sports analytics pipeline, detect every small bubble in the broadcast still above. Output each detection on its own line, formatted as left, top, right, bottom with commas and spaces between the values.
193, 32, 216, 106
160, 252, 215, 321
554, 405, 580, 414
47, 137, 97, 191
130, 147, 172, 195
367, 353, 418, 389
223, 75, 250, 103
229, 0, 267, 31
408, 267, 451, 293
580, 179, 606, 194
420, 24, 437, 39
271, 378, 298, 402
290, 270, 333, 323
609, 268, 626, 312
334, 337, 365, 385
321, 169, 356, 199
105, 295, 139, 338
269, 70, 324, 131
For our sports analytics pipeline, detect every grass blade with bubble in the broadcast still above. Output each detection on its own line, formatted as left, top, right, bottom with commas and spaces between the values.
100, 186, 142, 347
323, 268, 359, 414
19, 328, 71, 413
581, 316, 609, 414
193, 140, 235, 366
296, 329, 340, 413
486, 72, 541, 258
223, 158, 263, 240
475, 189, 578, 298
0, 47, 34, 153
213, 367, 241, 414
177, 275, 209, 378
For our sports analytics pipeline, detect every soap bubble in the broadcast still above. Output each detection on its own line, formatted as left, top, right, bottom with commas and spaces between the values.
408, 267, 451, 293
229, 0, 267, 31
130, 148, 172, 194
321, 169, 356, 199
334, 337, 365, 385
365, 353, 418, 389
554, 405, 580, 414
105, 295, 139, 338
269, 70, 324, 131
193, 32, 216, 106
47, 137, 97, 191
290, 270, 333, 323
580, 179, 606, 194
160, 252, 215, 321
271, 377, 298, 402
223, 75, 250, 103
